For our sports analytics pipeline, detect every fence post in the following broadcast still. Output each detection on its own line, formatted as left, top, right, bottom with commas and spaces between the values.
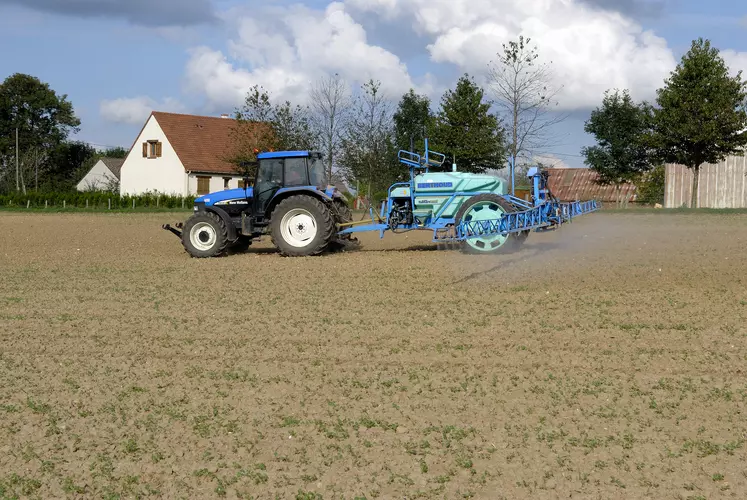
86, 199, 89, 209
108, 198, 111, 210
27, 200, 30, 209
182, 198, 184, 209
132, 199, 135, 209
63, 200, 66, 209
45, 200, 48, 209
157, 197, 159, 208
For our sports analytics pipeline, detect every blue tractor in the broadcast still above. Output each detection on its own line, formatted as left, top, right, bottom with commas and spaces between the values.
164, 142, 599, 258
163, 150, 356, 258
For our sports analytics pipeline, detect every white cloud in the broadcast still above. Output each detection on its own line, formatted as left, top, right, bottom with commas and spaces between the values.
99, 96, 185, 124
722, 49, 747, 78
182, 1, 422, 113
346, 0, 677, 109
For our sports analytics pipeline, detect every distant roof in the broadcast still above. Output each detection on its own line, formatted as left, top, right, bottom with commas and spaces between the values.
147, 111, 268, 175
100, 157, 124, 180
546, 168, 637, 202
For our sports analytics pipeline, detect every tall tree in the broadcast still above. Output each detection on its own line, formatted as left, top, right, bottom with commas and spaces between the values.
310, 73, 351, 183
487, 36, 566, 165
431, 74, 506, 173
393, 89, 434, 154
339, 80, 397, 205
0, 73, 80, 193
230, 85, 316, 177
49, 141, 98, 191
582, 89, 655, 206
650, 38, 747, 208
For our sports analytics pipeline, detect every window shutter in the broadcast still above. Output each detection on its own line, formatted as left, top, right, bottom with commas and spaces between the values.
156, 142, 162, 157
142, 143, 147, 157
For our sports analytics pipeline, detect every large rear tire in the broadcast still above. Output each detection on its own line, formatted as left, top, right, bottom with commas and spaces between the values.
270, 195, 336, 256
455, 194, 527, 254
181, 211, 229, 258
330, 198, 360, 252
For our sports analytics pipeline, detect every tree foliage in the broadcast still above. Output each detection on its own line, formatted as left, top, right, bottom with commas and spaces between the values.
230, 85, 317, 177
0, 73, 81, 193
339, 80, 397, 204
310, 73, 351, 183
431, 74, 506, 173
650, 38, 747, 207
488, 35, 565, 163
393, 89, 434, 154
635, 163, 665, 205
582, 89, 654, 187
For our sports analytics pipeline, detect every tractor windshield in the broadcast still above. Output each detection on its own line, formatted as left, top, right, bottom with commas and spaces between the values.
308, 157, 327, 187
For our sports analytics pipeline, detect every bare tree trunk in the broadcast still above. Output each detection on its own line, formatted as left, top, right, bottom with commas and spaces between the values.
15, 128, 20, 192
690, 165, 699, 208
20, 160, 26, 195
310, 74, 350, 184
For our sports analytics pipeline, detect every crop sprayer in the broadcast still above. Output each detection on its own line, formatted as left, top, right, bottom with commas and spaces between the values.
162, 141, 600, 258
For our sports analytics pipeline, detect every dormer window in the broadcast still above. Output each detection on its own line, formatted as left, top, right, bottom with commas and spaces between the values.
142, 140, 162, 159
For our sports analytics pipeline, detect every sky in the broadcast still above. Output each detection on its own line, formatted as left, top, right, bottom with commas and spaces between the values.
0, 0, 745, 168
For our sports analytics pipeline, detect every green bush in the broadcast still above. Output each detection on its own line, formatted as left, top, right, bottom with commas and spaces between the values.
0, 190, 195, 209
636, 164, 665, 205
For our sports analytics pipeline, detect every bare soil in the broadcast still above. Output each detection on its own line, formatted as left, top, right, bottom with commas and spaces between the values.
0, 211, 746, 499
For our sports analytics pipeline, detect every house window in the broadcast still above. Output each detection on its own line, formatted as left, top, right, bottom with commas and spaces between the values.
142, 140, 162, 159
223, 177, 231, 190
196, 176, 211, 195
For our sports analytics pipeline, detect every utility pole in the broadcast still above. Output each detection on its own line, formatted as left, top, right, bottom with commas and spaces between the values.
15, 128, 20, 192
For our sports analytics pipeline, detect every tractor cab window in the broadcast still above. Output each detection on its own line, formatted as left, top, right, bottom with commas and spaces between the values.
257, 158, 283, 187
255, 158, 284, 215
308, 156, 326, 188
284, 158, 308, 187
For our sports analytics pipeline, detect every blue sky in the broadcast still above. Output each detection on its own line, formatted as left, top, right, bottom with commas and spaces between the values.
0, 0, 745, 168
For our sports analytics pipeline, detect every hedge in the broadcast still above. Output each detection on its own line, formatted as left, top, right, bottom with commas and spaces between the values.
0, 191, 195, 209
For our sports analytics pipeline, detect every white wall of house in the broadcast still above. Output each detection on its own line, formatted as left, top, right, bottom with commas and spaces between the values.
76, 160, 117, 191
119, 116, 187, 196
187, 174, 246, 196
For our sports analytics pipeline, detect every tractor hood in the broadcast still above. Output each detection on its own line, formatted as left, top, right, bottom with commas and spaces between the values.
195, 187, 253, 206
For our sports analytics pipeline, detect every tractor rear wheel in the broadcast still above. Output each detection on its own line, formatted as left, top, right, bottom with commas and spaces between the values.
181, 211, 229, 258
455, 194, 526, 254
270, 195, 336, 256
330, 198, 360, 252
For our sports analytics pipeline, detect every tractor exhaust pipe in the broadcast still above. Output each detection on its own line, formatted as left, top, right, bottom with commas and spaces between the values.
162, 223, 183, 238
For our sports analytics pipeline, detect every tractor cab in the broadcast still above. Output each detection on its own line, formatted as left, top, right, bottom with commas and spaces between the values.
252, 151, 328, 224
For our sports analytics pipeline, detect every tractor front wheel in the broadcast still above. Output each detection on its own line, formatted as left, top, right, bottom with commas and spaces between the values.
181, 211, 229, 258
270, 195, 335, 256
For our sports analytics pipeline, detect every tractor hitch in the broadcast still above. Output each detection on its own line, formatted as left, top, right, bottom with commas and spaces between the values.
162, 223, 183, 238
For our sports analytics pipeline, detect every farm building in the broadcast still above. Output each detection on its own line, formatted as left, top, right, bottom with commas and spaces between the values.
664, 156, 747, 208
545, 168, 637, 203
76, 157, 123, 191
119, 111, 254, 196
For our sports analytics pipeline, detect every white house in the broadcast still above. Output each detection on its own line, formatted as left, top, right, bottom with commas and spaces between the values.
120, 111, 251, 196
77, 157, 123, 191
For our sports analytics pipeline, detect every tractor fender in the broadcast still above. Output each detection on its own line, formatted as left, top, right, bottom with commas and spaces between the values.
201, 205, 238, 241
264, 187, 335, 219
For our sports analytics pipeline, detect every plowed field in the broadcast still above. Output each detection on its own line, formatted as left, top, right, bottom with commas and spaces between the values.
1, 211, 746, 499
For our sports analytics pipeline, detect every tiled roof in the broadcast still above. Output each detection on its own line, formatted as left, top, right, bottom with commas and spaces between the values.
150, 111, 264, 175
545, 168, 637, 202
100, 158, 124, 180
